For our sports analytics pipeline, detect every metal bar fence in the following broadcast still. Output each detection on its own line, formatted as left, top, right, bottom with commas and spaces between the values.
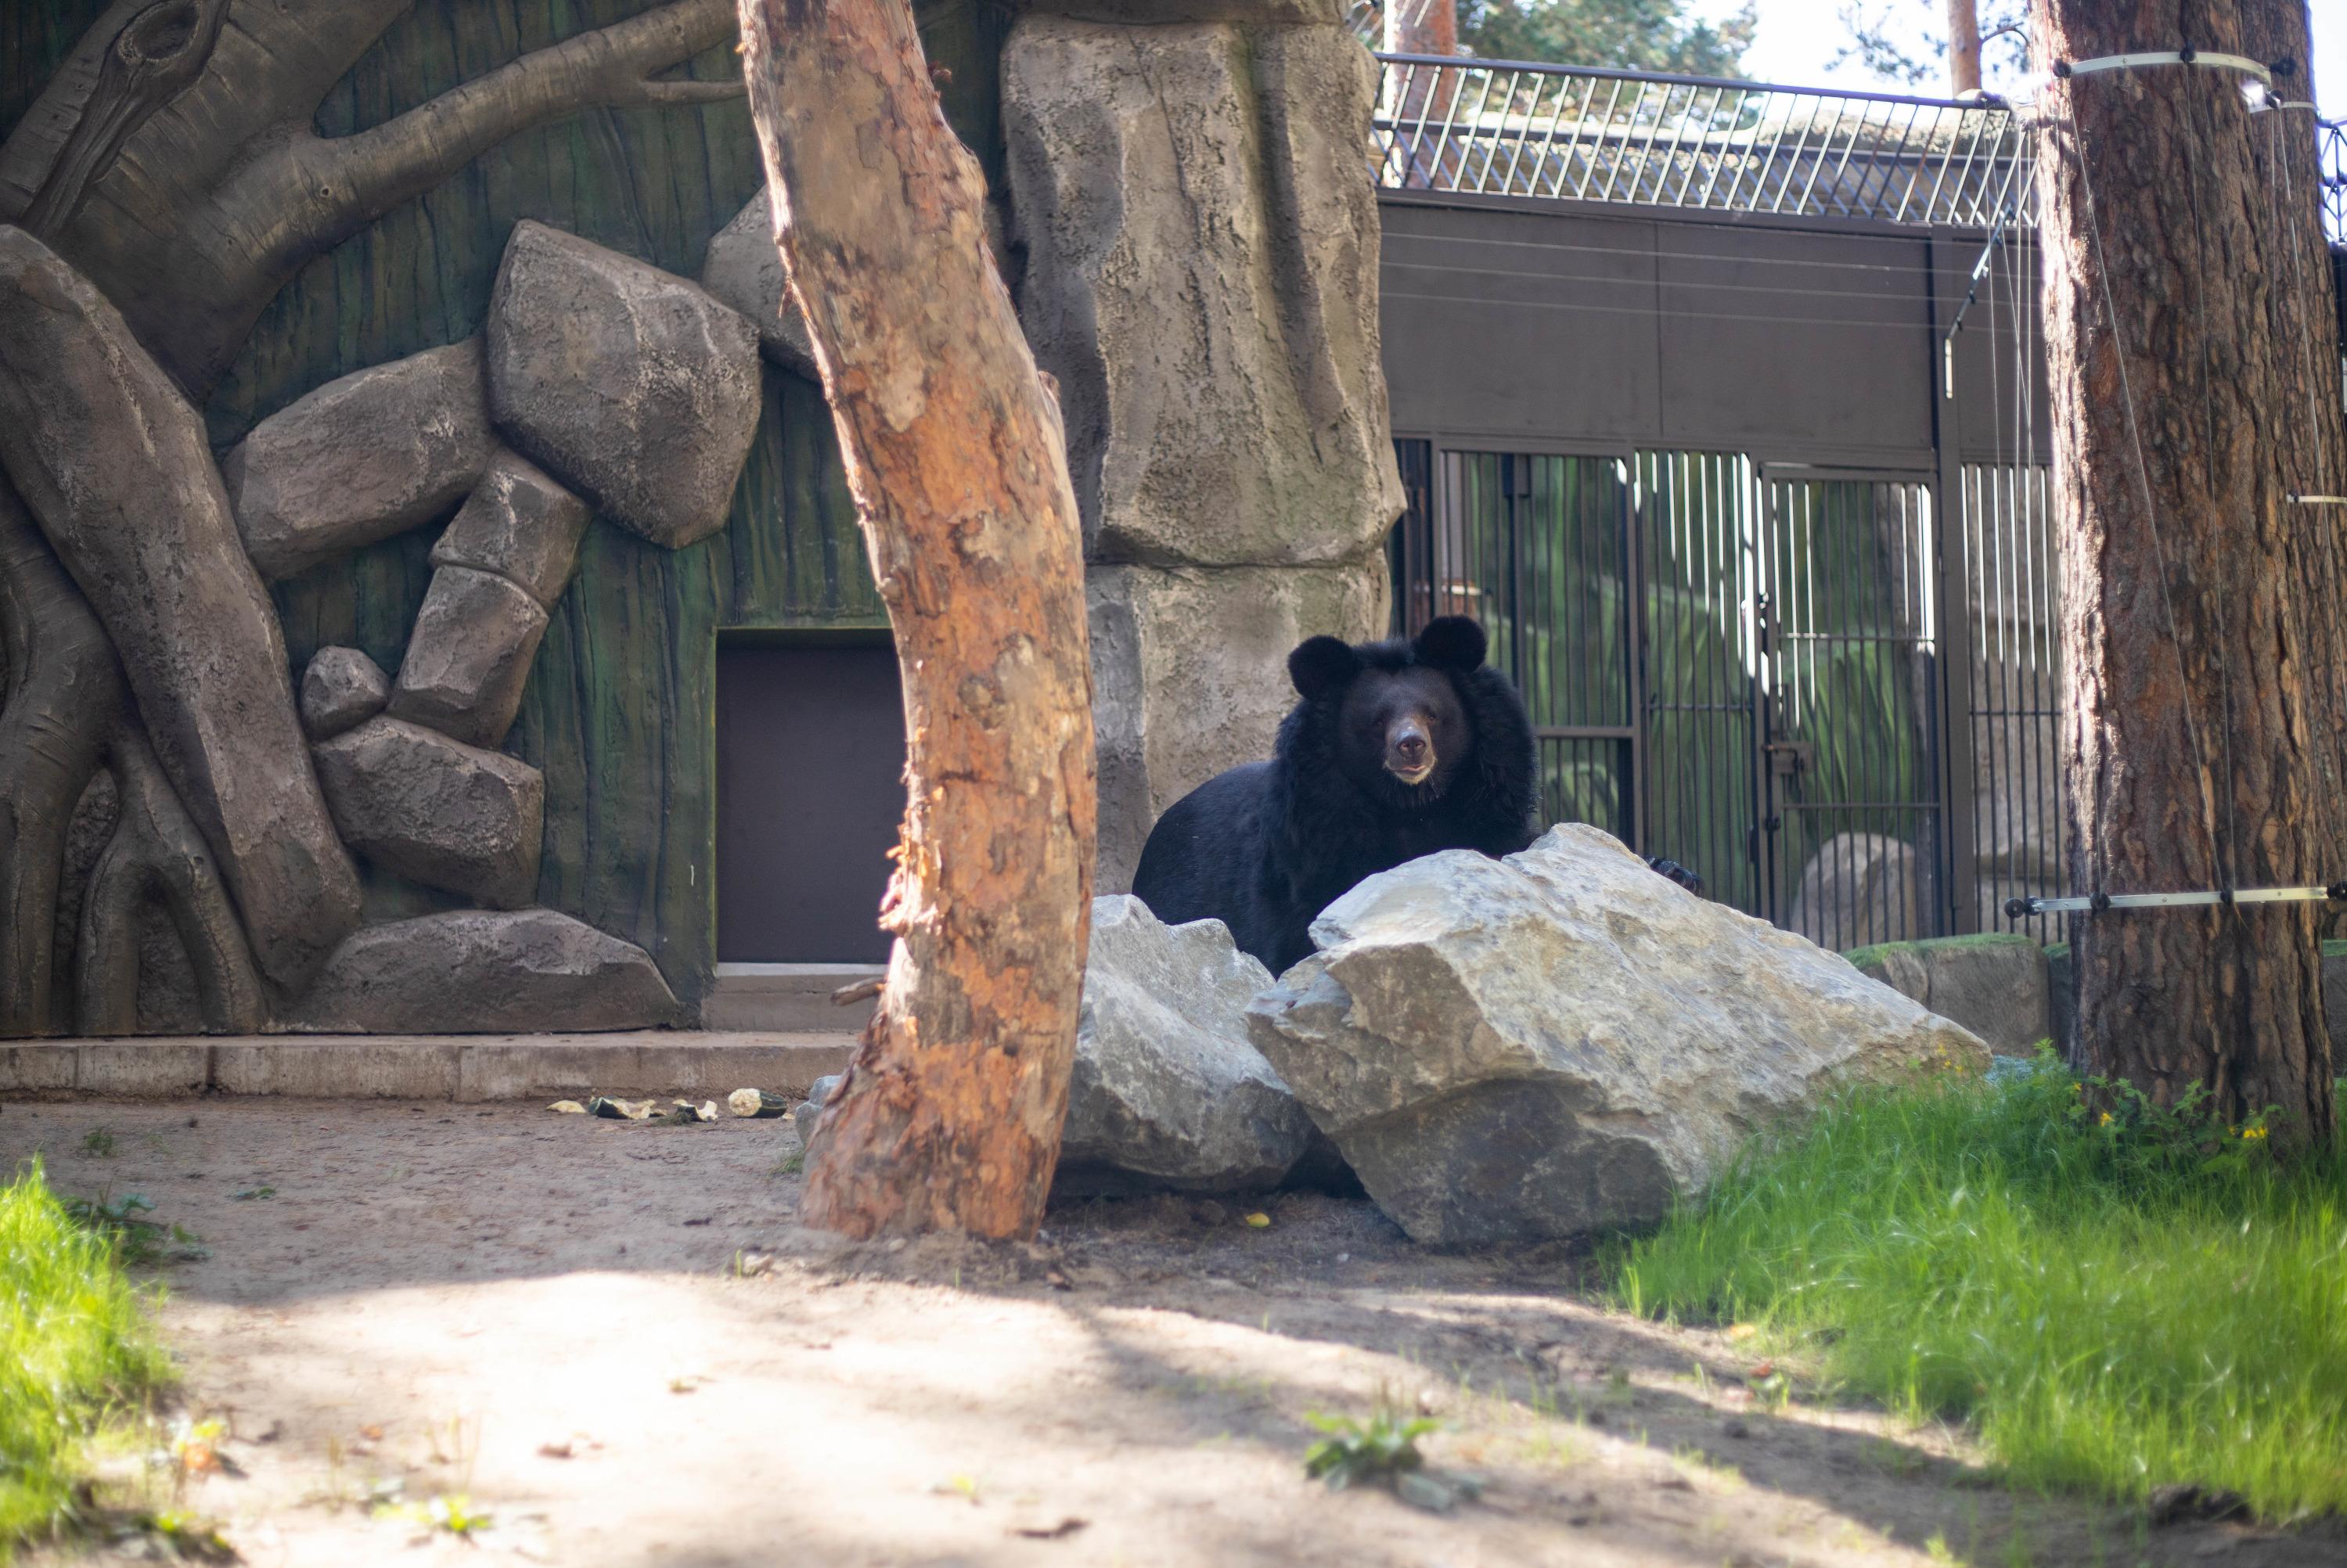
1373, 52, 2033, 227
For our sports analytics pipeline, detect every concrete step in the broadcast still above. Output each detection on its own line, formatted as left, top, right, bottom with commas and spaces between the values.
0, 1031, 855, 1102
704, 962, 884, 1033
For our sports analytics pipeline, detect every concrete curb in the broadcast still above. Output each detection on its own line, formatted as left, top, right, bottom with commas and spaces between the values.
0, 1032, 855, 1102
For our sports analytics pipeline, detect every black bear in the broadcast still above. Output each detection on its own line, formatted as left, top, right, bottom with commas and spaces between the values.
1131, 615, 1699, 973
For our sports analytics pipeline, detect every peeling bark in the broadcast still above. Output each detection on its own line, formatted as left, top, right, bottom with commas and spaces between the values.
0, 0, 742, 396
740, 0, 1098, 1239
76, 721, 265, 1038
2033, 0, 2338, 1142
0, 470, 124, 1038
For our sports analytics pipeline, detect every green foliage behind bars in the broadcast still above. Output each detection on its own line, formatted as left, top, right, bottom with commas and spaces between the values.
2, 0, 1009, 1013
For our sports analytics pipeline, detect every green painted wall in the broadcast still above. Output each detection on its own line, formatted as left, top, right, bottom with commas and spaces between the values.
5, 0, 1008, 1015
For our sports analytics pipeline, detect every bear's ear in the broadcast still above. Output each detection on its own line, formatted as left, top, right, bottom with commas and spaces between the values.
1414, 616, 1488, 671
1287, 635, 1362, 699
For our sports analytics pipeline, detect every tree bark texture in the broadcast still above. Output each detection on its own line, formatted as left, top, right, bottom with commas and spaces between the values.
739, 0, 1097, 1239
0, 0, 740, 397
2033, 0, 2340, 1141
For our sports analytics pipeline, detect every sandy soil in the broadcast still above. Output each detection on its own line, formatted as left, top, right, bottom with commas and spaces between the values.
4, 1096, 2338, 1568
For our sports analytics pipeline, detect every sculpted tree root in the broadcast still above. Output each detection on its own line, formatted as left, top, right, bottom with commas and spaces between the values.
75, 723, 265, 1038
0, 474, 122, 1037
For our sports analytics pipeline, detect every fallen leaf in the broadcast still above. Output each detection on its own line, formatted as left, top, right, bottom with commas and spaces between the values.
1726, 1322, 1758, 1342
549, 1101, 586, 1115
536, 1442, 574, 1460
359, 1426, 385, 1441
1244, 1212, 1271, 1228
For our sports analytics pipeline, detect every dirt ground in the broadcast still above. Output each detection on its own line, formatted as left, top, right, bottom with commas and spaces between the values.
5, 1097, 2340, 1568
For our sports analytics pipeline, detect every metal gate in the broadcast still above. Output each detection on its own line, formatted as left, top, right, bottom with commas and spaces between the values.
1392, 441, 1957, 949
1757, 470, 1946, 951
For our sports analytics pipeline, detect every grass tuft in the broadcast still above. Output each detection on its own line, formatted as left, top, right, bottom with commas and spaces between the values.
1607, 1056, 2347, 1520
1, 1159, 173, 1557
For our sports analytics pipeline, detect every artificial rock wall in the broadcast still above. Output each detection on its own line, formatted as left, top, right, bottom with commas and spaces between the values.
1002, 0, 1403, 886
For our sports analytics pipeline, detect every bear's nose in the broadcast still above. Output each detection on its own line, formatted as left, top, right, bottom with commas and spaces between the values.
1394, 732, 1428, 764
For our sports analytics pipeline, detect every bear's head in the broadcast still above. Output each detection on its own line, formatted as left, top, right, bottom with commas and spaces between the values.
1287, 616, 1494, 805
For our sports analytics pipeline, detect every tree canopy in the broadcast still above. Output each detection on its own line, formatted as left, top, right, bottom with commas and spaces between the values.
1458, 0, 1754, 76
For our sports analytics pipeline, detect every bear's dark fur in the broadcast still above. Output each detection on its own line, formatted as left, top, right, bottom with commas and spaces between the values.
1130, 617, 1538, 974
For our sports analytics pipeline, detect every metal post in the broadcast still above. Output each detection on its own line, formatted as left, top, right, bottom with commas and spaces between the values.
1928, 230, 1981, 934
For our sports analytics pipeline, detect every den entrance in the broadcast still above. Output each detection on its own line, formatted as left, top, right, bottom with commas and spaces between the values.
715, 633, 905, 968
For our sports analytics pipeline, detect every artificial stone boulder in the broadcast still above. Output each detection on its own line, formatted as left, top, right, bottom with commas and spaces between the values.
387, 566, 549, 749
0, 225, 362, 988
1056, 896, 1316, 1196
301, 646, 391, 741
222, 339, 495, 580
699, 190, 820, 380
430, 450, 590, 608
283, 909, 678, 1034
312, 717, 543, 909
1846, 933, 2051, 1056
486, 221, 761, 550
1003, 19, 1402, 566
1787, 831, 1923, 951
1246, 824, 1990, 1245
1089, 558, 1387, 890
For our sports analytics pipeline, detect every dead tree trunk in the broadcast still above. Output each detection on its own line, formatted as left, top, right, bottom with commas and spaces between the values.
2033, 0, 2338, 1142
738, 0, 1098, 1236
1946, 0, 1983, 93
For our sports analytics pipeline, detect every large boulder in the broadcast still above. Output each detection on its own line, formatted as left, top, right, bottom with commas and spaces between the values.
1013, 0, 1343, 20
1003, 19, 1402, 566
221, 340, 496, 580
300, 646, 391, 741
0, 225, 361, 988
387, 566, 549, 749
1845, 933, 2050, 1056
698, 190, 820, 381
1089, 559, 1386, 890
485, 221, 761, 551
1057, 896, 1316, 1195
430, 450, 590, 609
1246, 824, 1990, 1245
312, 717, 543, 909
283, 909, 678, 1033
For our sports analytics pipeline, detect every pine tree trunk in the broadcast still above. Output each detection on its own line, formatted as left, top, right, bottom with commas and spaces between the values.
2032, 0, 2339, 1142
736, 0, 1097, 1237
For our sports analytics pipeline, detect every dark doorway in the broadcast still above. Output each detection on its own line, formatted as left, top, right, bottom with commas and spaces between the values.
715, 635, 905, 964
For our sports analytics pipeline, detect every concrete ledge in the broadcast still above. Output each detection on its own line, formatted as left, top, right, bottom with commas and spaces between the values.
0, 1032, 856, 1102
704, 963, 883, 1032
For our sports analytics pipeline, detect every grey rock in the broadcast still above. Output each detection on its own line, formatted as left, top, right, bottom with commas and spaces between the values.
1246, 824, 1991, 1245
699, 190, 819, 380
301, 647, 391, 741
1088, 559, 1388, 890
1004, 20, 1402, 566
283, 909, 677, 1033
807, 1073, 844, 1107
1056, 896, 1314, 1196
430, 450, 590, 608
387, 566, 550, 749
312, 717, 544, 909
222, 340, 495, 581
1845, 933, 2051, 1056
486, 221, 761, 550
1787, 831, 1923, 951
0, 225, 361, 988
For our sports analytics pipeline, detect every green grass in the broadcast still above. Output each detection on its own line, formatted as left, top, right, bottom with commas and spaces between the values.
1, 1159, 172, 1555
1607, 1059, 2347, 1521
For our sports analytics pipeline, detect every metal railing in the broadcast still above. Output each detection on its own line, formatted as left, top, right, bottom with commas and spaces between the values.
2323, 117, 2345, 244
1373, 53, 2034, 227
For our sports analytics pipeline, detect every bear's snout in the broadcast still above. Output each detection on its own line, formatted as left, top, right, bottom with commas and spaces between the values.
1387, 718, 1436, 785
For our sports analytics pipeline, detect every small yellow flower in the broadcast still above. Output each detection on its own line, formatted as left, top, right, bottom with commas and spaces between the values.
2242, 1125, 2268, 1141
2098, 1112, 2113, 1126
